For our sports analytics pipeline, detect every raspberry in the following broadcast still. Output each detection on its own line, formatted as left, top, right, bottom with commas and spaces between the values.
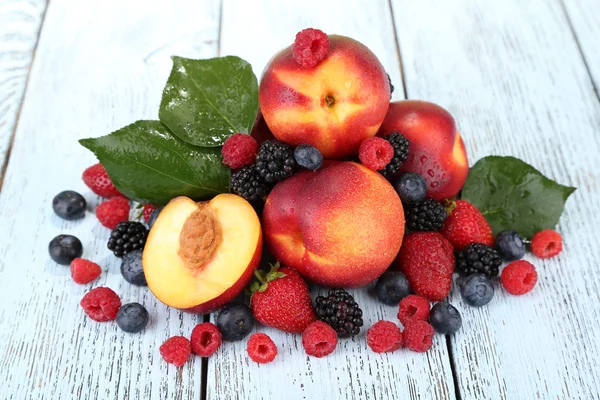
96, 197, 130, 229
221, 133, 259, 169
531, 229, 563, 259
247, 333, 277, 364
80, 287, 121, 322
143, 204, 156, 223
190, 323, 222, 357
501, 260, 538, 295
302, 321, 338, 358
82, 163, 122, 198
292, 28, 330, 68
70, 258, 102, 284
159, 336, 191, 367
359, 137, 394, 171
398, 295, 430, 326
366, 321, 403, 353
403, 320, 434, 353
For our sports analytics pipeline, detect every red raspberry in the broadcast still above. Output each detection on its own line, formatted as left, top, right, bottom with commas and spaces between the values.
190, 323, 222, 357
221, 133, 259, 169
96, 196, 130, 229
501, 260, 538, 295
80, 287, 121, 322
82, 163, 122, 198
70, 258, 102, 284
531, 229, 563, 259
143, 204, 156, 223
301, 321, 337, 358
160, 336, 191, 367
398, 295, 431, 326
359, 137, 394, 171
403, 320, 435, 353
366, 321, 403, 353
247, 333, 277, 364
292, 28, 330, 68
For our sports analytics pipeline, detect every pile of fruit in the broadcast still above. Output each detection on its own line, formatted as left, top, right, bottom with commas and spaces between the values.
49, 28, 575, 366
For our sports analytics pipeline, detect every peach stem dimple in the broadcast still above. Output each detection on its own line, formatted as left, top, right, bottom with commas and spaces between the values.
325, 95, 335, 107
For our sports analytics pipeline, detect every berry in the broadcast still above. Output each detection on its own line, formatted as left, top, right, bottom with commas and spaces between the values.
387, 73, 394, 99
159, 336, 191, 367
375, 271, 412, 306
255, 140, 297, 183
142, 204, 156, 223
221, 133, 259, 169
120, 249, 147, 286
314, 288, 363, 338
403, 320, 434, 353
80, 287, 121, 322
455, 242, 502, 278
495, 230, 526, 261
459, 274, 494, 307
70, 258, 102, 284
230, 165, 270, 202
216, 303, 254, 341
96, 197, 130, 230
116, 302, 149, 333
358, 137, 394, 171
501, 260, 538, 295
379, 132, 410, 178
82, 163, 122, 198
429, 302, 462, 335
531, 229, 563, 259
404, 198, 447, 231
52, 190, 86, 220
294, 144, 323, 170
49, 234, 83, 265
247, 333, 277, 363
191, 322, 222, 357
292, 28, 330, 68
147, 207, 163, 229
366, 321, 403, 353
398, 295, 430, 326
440, 200, 494, 250
302, 321, 338, 358
393, 172, 427, 204
107, 221, 148, 258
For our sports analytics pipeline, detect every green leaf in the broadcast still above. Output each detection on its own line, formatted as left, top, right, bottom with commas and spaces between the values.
159, 56, 259, 147
79, 120, 230, 205
462, 156, 576, 238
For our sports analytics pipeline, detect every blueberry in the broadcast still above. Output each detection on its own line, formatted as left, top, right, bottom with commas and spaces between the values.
52, 190, 87, 220
459, 274, 494, 307
216, 303, 254, 341
48, 234, 83, 265
375, 271, 412, 305
393, 172, 427, 204
148, 207, 163, 229
293, 144, 323, 170
430, 302, 462, 334
120, 250, 147, 286
495, 230, 526, 261
116, 303, 149, 333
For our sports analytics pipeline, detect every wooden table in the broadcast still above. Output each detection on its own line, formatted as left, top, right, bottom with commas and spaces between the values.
1, 0, 599, 398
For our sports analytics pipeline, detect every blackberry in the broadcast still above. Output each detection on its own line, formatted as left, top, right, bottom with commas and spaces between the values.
314, 288, 363, 338
230, 165, 270, 202
455, 242, 502, 278
107, 221, 148, 258
404, 198, 447, 231
379, 132, 409, 178
387, 73, 394, 99
255, 140, 297, 183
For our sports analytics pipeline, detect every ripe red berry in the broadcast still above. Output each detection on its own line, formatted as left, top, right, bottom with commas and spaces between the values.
96, 197, 130, 229
80, 287, 121, 322
501, 260, 538, 295
160, 336, 191, 367
531, 229, 563, 259
358, 137, 395, 171
403, 320, 435, 353
143, 204, 156, 223
70, 258, 102, 284
366, 321, 403, 353
247, 333, 278, 364
221, 133, 259, 169
440, 200, 494, 250
82, 163, 122, 198
302, 321, 338, 358
292, 28, 330, 68
398, 295, 430, 326
190, 323, 222, 357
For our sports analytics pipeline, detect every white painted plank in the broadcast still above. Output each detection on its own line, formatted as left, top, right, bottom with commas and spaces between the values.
390, 0, 600, 398
0, 0, 221, 398
208, 1, 456, 400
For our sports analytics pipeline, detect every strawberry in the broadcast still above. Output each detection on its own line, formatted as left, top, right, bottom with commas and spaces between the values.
250, 263, 316, 333
395, 232, 454, 301
96, 196, 130, 229
143, 204, 156, 223
82, 163, 122, 198
440, 200, 493, 251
